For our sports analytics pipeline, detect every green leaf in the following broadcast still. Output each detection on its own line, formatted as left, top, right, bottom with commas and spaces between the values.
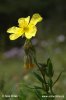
33, 72, 44, 83
53, 71, 63, 86
34, 86, 42, 90
34, 88, 42, 100
46, 58, 54, 78
22, 84, 42, 90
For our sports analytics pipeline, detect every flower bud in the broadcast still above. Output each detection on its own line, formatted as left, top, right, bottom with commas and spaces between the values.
24, 55, 34, 69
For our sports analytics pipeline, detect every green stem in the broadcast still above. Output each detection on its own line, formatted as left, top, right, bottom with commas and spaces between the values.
33, 57, 49, 96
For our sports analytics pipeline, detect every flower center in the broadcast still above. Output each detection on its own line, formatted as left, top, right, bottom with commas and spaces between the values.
24, 27, 29, 32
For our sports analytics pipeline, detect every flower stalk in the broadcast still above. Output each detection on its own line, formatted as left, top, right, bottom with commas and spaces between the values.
24, 39, 62, 100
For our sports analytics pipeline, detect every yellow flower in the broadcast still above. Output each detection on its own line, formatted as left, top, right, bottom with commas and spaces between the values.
7, 13, 43, 40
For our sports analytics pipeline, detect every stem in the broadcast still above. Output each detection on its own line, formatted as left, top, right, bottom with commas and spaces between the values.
24, 40, 55, 100
33, 57, 49, 95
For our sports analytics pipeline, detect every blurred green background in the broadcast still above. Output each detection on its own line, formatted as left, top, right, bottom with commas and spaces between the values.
0, 0, 66, 100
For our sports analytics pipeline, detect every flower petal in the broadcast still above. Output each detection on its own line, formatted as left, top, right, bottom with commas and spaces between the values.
9, 34, 21, 40
29, 13, 43, 26
18, 16, 30, 28
7, 26, 22, 34
9, 32, 24, 40
7, 26, 24, 40
25, 26, 37, 39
